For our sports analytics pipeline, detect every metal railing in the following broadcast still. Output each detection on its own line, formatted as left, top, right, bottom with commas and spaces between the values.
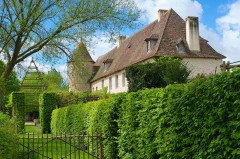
18, 132, 103, 159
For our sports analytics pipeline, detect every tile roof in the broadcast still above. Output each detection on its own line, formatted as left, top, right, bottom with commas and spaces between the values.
91, 9, 225, 82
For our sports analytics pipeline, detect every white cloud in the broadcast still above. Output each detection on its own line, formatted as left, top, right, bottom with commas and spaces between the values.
135, 0, 203, 22
90, 36, 117, 61
90, 1, 204, 62
216, 0, 240, 61
55, 63, 69, 82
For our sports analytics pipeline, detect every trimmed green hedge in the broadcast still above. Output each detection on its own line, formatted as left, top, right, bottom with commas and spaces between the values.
9, 92, 25, 132
39, 93, 56, 133
51, 94, 125, 159
51, 69, 240, 158
56, 91, 109, 108
119, 69, 240, 158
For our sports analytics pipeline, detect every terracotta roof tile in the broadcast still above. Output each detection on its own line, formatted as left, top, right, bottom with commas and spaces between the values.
91, 9, 225, 82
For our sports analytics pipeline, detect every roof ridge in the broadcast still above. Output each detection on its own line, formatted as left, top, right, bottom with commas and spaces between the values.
153, 9, 172, 56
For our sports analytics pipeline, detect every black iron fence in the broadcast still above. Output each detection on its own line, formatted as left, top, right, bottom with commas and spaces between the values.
18, 132, 103, 159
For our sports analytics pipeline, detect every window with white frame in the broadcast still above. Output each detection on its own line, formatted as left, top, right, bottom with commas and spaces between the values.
109, 77, 112, 90
147, 40, 157, 53
122, 72, 126, 87
102, 80, 104, 90
177, 41, 185, 53
104, 63, 110, 72
115, 75, 118, 88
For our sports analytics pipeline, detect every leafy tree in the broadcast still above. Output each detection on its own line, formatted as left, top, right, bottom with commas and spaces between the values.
0, 0, 140, 111
126, 57, 191, 92
43, 68, 68, 92
0, 60, 20, 104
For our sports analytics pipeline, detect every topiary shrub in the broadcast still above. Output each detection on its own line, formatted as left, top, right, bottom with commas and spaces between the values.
39, 92, 56, 133
0, 112, 17, 159
9, 92, 25, 132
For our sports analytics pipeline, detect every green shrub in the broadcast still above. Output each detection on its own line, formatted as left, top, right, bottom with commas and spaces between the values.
126, 57, 190, 92
155, 70, 240, 158
0, 112, 17, 159
118, 87, 184, 159
50, 69, 240, 158
9, 92, 25, 132
56, 91, 109, 108
39, 93, 56, 133
51, 94, 125, 159
87, 94, 126, 159
51, 102, 89, 133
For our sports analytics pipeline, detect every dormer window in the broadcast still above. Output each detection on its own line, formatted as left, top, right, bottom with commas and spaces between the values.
104, 63, 111, 71
103, 59, 113, 72
145, 34, 158, 53
177, 40, 186, 53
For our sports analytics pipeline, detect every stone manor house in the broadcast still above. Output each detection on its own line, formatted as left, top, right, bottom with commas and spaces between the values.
69, 9, 225, 93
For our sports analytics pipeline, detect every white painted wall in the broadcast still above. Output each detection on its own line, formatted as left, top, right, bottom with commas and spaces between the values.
182, 58, 223, 78
91, 58, 223, 93
91, 70, 128, 93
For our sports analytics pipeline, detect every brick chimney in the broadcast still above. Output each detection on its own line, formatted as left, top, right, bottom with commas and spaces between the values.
158, 9, 168, 22
186, 16, 200, 51
117, 35, 126, 47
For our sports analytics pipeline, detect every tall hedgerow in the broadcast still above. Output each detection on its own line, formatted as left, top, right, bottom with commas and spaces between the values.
50, 69, 240, 158
39, 93, 56, 133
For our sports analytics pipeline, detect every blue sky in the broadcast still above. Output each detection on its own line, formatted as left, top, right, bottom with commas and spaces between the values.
91, 0, 240, 61
21, 0, 240, 80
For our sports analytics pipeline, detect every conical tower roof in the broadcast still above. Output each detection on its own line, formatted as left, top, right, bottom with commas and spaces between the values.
70, 42, 94, 63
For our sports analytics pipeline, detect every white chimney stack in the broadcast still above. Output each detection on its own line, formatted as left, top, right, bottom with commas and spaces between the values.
186, 16, 200, 51
158, 9, 167, 22
117, 35, 126, 47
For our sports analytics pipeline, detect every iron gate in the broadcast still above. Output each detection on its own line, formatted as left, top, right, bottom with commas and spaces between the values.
18, 132, 103, 159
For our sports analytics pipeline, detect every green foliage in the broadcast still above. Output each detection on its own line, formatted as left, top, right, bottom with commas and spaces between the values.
43, 68, 68, 92
155, 70, 240, 158
9, 92, 25, 132
0, 60, 20, 105
126, 57, 190, 92
0, 112, 17, 159
21, 71, 45, 113
56, 91, 109, 108
51, 93, 125, 159
51, 102, 90, 133
39, 93, 56, 133
50, 69, 240, 158
119, 69, 240, 158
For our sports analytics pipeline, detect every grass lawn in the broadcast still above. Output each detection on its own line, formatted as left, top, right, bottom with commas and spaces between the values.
24, 125, 41, 133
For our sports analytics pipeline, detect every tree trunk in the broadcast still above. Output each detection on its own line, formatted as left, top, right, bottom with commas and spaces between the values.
0, 77, 6, 113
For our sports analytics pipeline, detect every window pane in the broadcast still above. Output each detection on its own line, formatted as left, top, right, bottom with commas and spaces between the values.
109, 77, 112, 90
102, 80, 104, 90
115, 75, 118, 88
122, 72, 126, 87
